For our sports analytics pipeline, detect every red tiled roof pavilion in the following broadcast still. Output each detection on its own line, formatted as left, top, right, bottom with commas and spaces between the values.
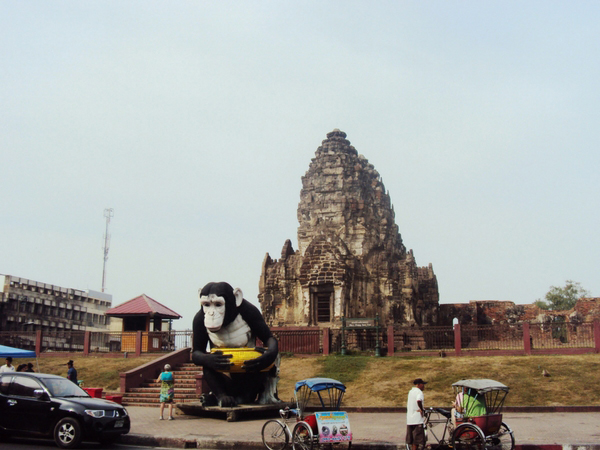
106, 294, 181, 332
106, 294, 181, 319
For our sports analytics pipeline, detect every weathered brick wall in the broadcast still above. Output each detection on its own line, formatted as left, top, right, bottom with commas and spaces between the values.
439, 298, 600, 326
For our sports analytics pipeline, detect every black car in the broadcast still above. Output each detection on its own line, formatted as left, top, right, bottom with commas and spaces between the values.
0, 372, 130, 448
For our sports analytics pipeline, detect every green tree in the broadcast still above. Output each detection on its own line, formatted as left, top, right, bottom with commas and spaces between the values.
535, 280, 590, 311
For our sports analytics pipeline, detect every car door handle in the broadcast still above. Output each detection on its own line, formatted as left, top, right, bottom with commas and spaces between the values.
8, 399, 17, 406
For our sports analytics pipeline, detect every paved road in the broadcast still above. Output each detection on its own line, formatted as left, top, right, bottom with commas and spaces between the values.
121, 406, 600, 449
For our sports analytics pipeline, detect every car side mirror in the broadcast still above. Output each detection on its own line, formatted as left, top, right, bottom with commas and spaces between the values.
34, 389, 49, 401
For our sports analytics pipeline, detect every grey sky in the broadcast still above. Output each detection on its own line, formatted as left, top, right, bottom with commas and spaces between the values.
2, 1, 598, 329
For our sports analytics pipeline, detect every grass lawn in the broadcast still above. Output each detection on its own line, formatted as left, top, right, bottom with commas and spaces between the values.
11, 353, 600, 406
276, 353, 600, 407
11, 355, 158, 391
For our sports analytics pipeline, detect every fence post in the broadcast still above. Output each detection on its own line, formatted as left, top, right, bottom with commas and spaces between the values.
523, 322, 531, 355
35, 330, 42, 356
135, 331, 143, 357
594, 320, 600, 354
322, 327, 330, 356
83, 331, 91, 356
387, 325, 395, 357
375, 314, 381, 357
341, 316, 347, 355
454, 324, 461, 356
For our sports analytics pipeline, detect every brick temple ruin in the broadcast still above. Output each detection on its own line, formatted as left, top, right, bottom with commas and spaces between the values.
258, 129, 439, 328
440, 297, 600, 326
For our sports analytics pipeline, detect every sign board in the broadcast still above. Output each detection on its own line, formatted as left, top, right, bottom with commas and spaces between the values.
315, 411, 352, 443
345, 318, 376, 328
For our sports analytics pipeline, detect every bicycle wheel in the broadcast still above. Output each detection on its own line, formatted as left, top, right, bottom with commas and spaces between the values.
452, 423, 485, 450
262, 419, 289, 450
292, 421, 314, 450
488, 422, 515, 450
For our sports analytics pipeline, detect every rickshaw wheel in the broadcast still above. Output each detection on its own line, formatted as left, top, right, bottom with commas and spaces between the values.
488, 423, 515, 450
262, 419, 289, 450
292, 421, 314, 450
452, 423, 485, 450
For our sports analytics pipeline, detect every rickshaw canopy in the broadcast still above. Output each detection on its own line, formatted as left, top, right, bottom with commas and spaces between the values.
295, 377, 346, 393
452, 379, 509, 394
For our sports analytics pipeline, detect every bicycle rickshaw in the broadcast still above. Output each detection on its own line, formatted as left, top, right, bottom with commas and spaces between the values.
423, 379, 515, 450
262, 377, 352, 450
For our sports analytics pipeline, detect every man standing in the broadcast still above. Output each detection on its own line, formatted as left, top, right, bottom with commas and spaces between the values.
67, 360, 78, 384
406, 378, 427, 450
0, 357, 15, 373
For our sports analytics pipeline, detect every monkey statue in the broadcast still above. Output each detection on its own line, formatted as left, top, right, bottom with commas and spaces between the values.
192, 281, 280, 407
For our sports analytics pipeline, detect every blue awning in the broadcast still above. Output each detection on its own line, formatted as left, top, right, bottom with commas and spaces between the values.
0, 345, 37, 358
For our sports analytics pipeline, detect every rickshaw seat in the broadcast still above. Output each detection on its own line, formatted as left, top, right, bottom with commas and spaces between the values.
458, 413, 502, 435
434, 408, 451, 419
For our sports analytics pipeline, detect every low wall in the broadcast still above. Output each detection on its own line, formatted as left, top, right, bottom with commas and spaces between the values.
119, 347, 191, 394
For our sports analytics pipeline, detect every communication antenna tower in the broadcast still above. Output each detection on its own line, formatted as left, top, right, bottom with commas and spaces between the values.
102, 208, 114, 292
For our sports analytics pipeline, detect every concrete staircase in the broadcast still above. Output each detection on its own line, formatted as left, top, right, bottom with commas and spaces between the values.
122, 362, 201, 407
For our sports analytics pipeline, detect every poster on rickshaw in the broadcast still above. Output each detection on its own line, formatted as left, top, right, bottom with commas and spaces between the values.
315, 411, 352, 443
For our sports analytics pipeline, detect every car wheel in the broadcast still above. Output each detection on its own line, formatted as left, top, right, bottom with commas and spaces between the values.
54, 417, 83, 449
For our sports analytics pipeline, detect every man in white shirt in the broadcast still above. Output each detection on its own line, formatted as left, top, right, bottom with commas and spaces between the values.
0, 357, 16, 373
406, 378, 427, 450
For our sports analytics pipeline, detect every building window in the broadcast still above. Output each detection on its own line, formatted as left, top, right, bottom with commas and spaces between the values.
316, 293, 331, 322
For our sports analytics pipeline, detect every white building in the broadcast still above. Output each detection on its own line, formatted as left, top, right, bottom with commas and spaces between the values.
0, 274, 112, 333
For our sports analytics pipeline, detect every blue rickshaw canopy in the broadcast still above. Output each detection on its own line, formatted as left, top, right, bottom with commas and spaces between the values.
295, 377, 346, 393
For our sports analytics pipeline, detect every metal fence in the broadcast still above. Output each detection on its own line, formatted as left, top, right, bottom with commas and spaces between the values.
461, 324, 524, 351
529, 321, 595, 349
41, 331, 86, 353
1, 321, 597, 356
87, 330, 194, 353
0, 331, 37, 351
270, 327, 322, 354
393, 326, 455, 352
331, 328, 385, 354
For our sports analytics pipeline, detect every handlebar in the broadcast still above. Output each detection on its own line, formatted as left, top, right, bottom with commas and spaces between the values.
279, 407, 299, 419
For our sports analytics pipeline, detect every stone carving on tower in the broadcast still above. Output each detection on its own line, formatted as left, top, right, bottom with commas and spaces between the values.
259, 130, 439, 327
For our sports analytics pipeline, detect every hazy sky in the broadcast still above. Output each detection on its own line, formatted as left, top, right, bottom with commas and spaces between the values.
2, 1, 599, 329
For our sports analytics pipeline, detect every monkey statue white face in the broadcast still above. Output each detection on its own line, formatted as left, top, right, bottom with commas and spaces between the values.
200, 294, 227, 332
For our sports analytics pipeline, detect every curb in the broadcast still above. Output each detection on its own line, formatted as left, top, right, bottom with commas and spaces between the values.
121, 434, 600, 450
342, 406, 600, 413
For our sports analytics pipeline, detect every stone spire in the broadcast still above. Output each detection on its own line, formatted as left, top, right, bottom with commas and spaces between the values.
259, 130, 438, 328
297, 129, 405, 259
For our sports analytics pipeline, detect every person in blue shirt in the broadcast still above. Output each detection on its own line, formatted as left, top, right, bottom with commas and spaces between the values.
67, 360, 78, 384
156, 364, 175, 420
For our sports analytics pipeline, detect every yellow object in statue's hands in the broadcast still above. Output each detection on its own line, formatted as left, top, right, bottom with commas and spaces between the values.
210, 347, 274, 373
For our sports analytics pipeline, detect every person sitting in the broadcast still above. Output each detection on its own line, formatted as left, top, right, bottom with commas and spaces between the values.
463, 388, 486, 417
451, 390, 464, 429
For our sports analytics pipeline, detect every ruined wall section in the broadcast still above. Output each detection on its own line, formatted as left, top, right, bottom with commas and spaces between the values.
438, 298, 600, 326
259, 130, 439, 327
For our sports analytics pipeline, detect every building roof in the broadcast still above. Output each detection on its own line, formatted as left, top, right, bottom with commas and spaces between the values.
105, 294, 182, 319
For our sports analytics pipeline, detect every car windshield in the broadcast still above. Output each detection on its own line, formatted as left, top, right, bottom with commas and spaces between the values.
44, 378, 88, 397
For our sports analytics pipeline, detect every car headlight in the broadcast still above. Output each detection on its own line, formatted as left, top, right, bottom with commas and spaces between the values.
85, 410, 106, 418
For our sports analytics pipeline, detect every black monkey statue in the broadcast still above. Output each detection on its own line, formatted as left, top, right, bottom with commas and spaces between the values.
192, 281, 279, 407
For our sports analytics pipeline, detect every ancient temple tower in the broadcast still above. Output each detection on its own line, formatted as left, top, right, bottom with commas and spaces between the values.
259, 129, 439, 327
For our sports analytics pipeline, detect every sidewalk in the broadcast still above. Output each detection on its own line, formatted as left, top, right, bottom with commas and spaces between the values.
121, 406, 600, 449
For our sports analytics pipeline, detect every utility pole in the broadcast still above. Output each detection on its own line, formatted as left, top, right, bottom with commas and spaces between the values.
102, 208, 114, 292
